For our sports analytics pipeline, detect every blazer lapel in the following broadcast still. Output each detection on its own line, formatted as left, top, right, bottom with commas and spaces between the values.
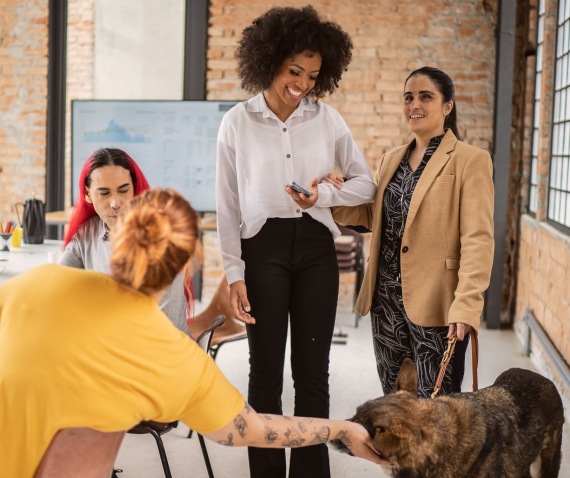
406, 131, 457, 227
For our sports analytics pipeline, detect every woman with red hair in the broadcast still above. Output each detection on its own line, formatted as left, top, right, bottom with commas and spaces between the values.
63, 148, 150, 249
59, 148, 191, 332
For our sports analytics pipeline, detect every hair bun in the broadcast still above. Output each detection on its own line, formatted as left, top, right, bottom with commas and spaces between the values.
110, 188, 199, 293
129, 209, 172, 263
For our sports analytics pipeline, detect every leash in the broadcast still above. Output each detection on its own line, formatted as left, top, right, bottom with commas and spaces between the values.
431, 330, 478, 398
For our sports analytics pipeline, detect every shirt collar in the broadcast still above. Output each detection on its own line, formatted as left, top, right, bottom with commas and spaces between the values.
246, 92, 317, 121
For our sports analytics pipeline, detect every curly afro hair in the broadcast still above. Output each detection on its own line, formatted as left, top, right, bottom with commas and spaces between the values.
236, 5, 353, 99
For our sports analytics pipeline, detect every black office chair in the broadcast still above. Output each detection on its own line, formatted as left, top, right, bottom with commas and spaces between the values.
126, 316, 226, 478
335, 225, 365, 328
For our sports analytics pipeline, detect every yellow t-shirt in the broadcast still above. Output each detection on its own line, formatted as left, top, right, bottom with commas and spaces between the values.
0, 264, 245, 478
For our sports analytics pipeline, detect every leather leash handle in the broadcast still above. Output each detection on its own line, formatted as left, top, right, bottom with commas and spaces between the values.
431, 330, 478, 398
470, 330, 478, 392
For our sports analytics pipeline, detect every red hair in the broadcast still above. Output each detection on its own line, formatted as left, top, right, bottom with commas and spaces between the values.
63, 148, 150, 248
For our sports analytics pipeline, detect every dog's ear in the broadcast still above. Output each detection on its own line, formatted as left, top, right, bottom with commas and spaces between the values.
395, 358, 417, 394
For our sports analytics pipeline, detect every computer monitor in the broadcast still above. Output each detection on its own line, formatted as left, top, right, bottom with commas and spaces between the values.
71, 99, 239, 213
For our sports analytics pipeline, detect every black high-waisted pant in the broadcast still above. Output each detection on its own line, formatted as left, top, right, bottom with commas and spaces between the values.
242, 214, 339, 478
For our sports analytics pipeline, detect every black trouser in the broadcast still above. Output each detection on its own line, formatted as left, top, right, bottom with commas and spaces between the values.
242, 214, 339, 478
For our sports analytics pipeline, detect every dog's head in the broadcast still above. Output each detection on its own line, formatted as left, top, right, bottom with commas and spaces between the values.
331, 358, 432, 468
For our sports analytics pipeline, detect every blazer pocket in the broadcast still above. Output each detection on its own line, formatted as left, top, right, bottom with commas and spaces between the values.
434, 174, 455, 183
445, 258, 460, 269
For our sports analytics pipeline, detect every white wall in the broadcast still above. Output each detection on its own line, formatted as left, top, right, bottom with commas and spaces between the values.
94, 0, 184, 99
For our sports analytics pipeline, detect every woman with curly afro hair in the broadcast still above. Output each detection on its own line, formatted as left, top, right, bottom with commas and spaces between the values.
215, 5, 376, 477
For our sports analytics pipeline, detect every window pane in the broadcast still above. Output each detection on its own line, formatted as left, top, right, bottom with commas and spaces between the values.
529, 4, 548, 214
548, 0, 570, 225
94, 0, 185, 100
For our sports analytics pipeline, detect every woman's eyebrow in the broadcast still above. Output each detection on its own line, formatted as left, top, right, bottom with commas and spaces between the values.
290, 63, 320, 74
403, 89, 435, 96
96, 182, 131, 191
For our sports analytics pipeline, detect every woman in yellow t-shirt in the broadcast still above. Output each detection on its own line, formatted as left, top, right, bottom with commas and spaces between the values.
0, 188, 384, 477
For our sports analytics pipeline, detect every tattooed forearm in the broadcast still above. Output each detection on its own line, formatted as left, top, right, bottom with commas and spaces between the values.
264, 426, 279, 444
234, 414, 247, 438
217, 432, 235, 446
310, 426, 331, 445
298, 421, 307, 433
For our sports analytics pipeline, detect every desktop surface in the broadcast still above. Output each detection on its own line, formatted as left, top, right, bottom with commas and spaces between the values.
0, 240, 63, 284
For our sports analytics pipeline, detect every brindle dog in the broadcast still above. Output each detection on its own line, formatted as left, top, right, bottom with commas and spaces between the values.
332, 359, 565, 478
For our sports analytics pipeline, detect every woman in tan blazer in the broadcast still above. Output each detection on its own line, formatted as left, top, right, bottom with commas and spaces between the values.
331, 67, 494, 397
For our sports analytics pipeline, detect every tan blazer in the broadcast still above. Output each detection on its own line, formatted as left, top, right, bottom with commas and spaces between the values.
333, 130, 494, 330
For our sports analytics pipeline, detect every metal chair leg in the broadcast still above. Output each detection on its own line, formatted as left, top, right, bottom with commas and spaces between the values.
198, 433, 215, 478
146, 427, 173, 478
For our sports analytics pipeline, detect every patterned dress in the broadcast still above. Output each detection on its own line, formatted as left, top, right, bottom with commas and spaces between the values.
370, 134, 468, 398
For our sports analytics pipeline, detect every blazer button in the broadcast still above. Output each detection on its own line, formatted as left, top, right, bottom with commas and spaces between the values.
402, 246, 409, 253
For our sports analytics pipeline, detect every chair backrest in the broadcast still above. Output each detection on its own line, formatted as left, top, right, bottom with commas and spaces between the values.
335, 225, 364, 273
195, 315, 226, 352
35, 428, 125, 478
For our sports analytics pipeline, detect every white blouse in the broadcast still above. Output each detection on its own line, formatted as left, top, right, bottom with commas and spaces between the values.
216, 92, 375, 285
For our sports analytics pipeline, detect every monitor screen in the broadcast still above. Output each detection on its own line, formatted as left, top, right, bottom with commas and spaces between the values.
71, 100, 239, 213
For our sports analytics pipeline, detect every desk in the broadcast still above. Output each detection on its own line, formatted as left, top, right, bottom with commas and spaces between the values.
0, 240, 62, 284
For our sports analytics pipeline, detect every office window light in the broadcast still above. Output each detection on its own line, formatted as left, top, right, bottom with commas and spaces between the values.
548, 0, 570, 228
529, 0, 546, 214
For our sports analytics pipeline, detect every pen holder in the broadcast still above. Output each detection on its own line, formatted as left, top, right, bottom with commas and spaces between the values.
0, 233, 12, 252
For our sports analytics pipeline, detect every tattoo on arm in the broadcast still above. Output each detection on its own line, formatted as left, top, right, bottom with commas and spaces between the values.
310, 426, 331, 445
282, 427, 305, 448
234, 414, 247, 438
218, 432, 235, 446
264, 426, 279, 444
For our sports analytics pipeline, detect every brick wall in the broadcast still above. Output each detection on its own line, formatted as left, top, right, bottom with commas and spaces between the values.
0, 1, 49, 224
516, 216, 570, 405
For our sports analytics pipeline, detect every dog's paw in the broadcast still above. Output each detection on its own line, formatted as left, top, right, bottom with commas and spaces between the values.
328, 439, 354, 456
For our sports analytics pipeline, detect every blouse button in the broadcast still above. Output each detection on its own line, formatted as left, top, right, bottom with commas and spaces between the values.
402, 246, 409, 253
283, 127, 287, 132
296, 209, 300, 213
286, 154, 291, 158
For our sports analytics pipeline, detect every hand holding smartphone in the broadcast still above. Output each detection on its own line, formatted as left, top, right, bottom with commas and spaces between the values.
289, 181, 313, 197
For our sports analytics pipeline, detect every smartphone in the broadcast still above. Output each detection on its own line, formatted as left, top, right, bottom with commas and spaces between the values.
289, 181, 313, 197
